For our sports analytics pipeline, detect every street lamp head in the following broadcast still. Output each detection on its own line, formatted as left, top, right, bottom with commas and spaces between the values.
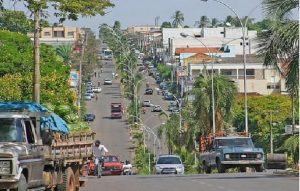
180, 32, 189, 38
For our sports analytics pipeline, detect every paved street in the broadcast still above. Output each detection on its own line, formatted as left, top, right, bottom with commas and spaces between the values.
82, 172, 298, 191
139, 70, 169, 154
85, 59, 132, 161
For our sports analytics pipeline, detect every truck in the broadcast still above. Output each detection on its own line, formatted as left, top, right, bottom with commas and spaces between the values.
199, 132, 265, 173
111, 103, 123, 119
0, 102, 95, 190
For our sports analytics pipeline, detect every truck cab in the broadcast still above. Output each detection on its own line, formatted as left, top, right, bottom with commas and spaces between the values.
199, 135, 264, 173
0, 113, 45, 189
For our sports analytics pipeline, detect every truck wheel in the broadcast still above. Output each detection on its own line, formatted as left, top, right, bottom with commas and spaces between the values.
217, 160, 226, 173
239, 167, 247, 172
203, 162, 211, 174
255, 164, 264, 172
57, 167, 76, 191
15, 174, 28, 191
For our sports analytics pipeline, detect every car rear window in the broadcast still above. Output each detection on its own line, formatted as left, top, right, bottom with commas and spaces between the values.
157, 156, 181, 164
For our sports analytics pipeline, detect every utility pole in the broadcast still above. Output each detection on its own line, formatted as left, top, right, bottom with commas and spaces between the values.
33, 0, 41, 103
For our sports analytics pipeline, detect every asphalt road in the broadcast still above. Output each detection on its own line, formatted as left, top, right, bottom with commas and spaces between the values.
81, 55, 298, 191
85, 59, 132, 161
82, 172, 298, 191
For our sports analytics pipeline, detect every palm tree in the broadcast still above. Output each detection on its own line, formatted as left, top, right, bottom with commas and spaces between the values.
211, 18, 219, 27
171, 10, 184, 28
158, 114, 180, 154
56, 44, 73, 64
192, 74, 237, 134
199, 15, 210, 28
258, 0, 299, 131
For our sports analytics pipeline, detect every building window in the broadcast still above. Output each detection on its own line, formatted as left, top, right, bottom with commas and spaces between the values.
240, 42, 243, 46
246, 42, 249, 45
246, 69, 255, 76
267, 84, 280, 89
67, 31, 75, 37
220, 31, 224, 34
53, 31, 64, 37
44, 32, 51, 36
270, 76, 276, 83
221, 70, 232, 76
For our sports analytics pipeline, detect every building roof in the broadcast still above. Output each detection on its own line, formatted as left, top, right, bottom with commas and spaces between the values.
175, 47, 222, 55
184, 53, 214, 63
220, 54, 263, 63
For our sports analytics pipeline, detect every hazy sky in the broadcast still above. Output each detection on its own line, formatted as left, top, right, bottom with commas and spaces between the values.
5, 0, 265, 32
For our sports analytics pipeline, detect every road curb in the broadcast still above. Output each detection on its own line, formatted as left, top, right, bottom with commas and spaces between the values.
272, 170, 299, 177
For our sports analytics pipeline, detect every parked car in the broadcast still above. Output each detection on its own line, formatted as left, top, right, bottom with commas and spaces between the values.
142, 100, 151, 107
87, 81, 93, 86
145, 88, 153, 95
164, 93, 174, 101
168, 105, 179, 112
101, 155, 123, 176
152, 105, 162, 112
84, 93, 92, 100
155, 155, 184, 174
87, 90, 95, 98
104, 79, 113, 85
93, 87, 102, 93
84, 113, 95, 122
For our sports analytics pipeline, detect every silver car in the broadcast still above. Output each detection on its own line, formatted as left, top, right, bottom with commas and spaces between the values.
155, 155, 184, 174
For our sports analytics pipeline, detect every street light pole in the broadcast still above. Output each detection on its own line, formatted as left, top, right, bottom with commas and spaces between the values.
180, 33, 216, 134
201, 0, 249, 133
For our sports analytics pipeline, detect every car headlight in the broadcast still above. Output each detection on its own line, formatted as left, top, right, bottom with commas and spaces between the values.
256, 153, 262, 159
225, 154, 230, 159
0, 160, 11, 174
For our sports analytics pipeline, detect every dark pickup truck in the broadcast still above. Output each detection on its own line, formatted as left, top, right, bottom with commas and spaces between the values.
199, 132, 265, 173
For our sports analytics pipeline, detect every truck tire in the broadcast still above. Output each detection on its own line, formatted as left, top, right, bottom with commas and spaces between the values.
216, 160, 226, 173
57, 167, 76, 191
202, 161, 211, 174
14, 174, 28, 191
255, 164, 264, 172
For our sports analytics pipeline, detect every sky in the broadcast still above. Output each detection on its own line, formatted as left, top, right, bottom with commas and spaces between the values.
4, 0, 265, 33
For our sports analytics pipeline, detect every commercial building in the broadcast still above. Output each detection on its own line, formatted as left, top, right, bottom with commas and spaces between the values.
28, 25, 84, 46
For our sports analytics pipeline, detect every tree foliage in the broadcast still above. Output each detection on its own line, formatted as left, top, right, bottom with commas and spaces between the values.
0, 10, 33, 33
171, 10, 184, 28
161, 21, 172, 28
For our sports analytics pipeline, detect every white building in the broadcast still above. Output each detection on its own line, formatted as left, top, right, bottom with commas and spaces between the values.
163, 27, 258, 57
187, 55, 286, 95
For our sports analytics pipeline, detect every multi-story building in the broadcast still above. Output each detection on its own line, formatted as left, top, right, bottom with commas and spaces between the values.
126, 25, 160, 34
29, 25, 84, 46
163, 27, 258, 58
185, 54, 286, 95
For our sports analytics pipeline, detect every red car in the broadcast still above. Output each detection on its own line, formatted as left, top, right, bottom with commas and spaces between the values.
102, 155, 123, 175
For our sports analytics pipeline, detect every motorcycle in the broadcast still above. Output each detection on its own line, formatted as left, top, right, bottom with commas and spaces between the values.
122, 162, 133, 175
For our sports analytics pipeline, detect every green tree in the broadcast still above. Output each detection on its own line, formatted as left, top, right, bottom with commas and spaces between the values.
161, 21, 172, 28
171, 10, 184, 28
211, 18, 219, 27
193, 74, 237, 134
258, 0, 299, 130
113, 20, 121, 30
0, 10, 33, 33
56, 44, 73, 64
199, 15, 210, 28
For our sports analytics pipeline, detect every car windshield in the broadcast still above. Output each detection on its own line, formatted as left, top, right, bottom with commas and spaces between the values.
215, 138, 254, 148
0, 118, 25, 142
104, 156, 119, 163
157, 156, 181, 164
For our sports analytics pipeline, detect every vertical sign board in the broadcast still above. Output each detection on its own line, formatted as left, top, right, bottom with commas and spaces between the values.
70, 70, 79, 87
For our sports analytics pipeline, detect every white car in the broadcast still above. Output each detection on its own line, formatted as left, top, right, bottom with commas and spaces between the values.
84, 93, 92, 101
155, 155, 184, 175
93, 87, 102, 93
104, 79, 112, 85
142, 100, 151, 107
